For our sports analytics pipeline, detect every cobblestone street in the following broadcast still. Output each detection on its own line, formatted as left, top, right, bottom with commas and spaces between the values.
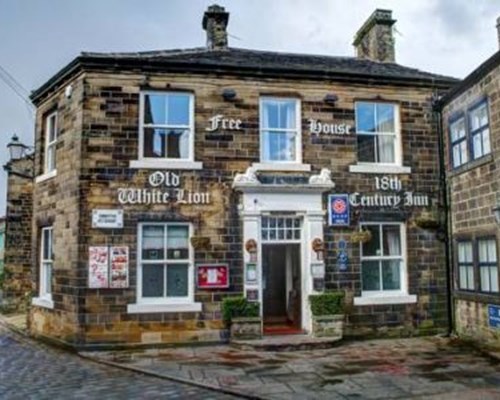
0, 324, 237, 400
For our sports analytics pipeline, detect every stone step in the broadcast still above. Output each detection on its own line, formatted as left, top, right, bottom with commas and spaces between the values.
230, 334, 342, 352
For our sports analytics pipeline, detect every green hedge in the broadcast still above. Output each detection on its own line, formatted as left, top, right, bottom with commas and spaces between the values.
309, 292, 345, 316
222, 297, 260, 323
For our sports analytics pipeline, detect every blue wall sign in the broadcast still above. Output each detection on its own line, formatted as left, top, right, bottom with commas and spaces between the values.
488, 304, 500, 329
337, 239, 348, 271
328, 194, 350, 226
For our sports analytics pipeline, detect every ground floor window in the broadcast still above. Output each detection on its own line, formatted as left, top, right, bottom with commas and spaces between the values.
40, 226, 53, 299
138, 223, 193, 303
360, 223, 405, 295
456, 238, 499, 293
479, 238, 498, 293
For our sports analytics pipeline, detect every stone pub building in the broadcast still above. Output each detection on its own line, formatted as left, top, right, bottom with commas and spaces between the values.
8, 6, 459, 348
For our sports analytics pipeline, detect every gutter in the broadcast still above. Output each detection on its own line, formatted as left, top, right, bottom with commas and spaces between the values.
433, 98, 454, 336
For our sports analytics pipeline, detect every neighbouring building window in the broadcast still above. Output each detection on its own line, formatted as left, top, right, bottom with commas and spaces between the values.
360, 223, 405, 295
260, 98, 301, 163
469, 101, 490, 160
40, 227, 53, 299
355, 102, 400, 164
450, 117, 468, 168
44, 111, 58, 173
457, 241, 474, 290
138, 223, 193, 302
140, 92, 194, 160
478, 238, 498, 293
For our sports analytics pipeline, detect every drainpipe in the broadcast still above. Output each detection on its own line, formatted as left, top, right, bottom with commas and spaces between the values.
433, 95, 454, 336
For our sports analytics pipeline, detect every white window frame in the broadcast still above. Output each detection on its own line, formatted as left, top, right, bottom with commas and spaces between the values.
354, 222, 416, 305
128, 222, 201, 313
42, 111, 58, 178
32, 226, 54, 309
257, 97, 303, 168
350, 102, 411, 174
450, 116, 468, 169
130, 91, 202, 170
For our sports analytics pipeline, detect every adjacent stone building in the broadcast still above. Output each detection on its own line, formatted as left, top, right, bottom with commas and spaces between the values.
22, 6, 457, 349
440, 24, 500, 348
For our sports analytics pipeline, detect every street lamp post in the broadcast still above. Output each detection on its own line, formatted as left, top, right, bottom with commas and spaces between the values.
3, 134, 34, 179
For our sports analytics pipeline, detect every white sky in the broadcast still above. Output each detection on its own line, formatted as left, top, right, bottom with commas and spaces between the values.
0, 0, 499, 212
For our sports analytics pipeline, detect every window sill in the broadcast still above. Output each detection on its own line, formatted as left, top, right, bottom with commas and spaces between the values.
354, 294, 417, 306
252, 162, 311, 172
448, 153, 493, 177
349, 164, 411, 174
127, 302, 202, 314
35, 170, 57, 183
32, 296, 54, 309
129, 160, 203, 170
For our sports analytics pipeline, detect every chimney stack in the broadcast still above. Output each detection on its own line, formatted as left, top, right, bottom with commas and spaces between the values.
202, 4, 229, 50
497, 16, 500, 50
353, 9, 396, 63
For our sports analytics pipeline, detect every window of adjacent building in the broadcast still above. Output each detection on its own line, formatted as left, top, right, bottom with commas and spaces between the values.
469, 101, 490, 160
138, 223, 193, 303
478, 238, 498, 293
260, 98, 301, 163
450, 117, 468, 168
140, 92, 194, 161
457, 241, 474, 290
360, 223, 405, 294
355, 102, 400, 165
44, 112, 58, 173
39, 227, 53, 299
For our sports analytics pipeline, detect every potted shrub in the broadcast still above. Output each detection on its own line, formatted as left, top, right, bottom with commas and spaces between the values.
309, 291, 345, 338
222, 297, 262, 340
190, 236, 211, 250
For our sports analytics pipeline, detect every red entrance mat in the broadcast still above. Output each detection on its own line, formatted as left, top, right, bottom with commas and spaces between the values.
263, 325, 304, 335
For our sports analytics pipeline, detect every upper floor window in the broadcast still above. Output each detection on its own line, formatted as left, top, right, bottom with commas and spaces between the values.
260, 98, 301, 163
355, 102, 400, 165
44, 112, 58, 173
450, 117, 468, 168
469, 101, 490, 160
140, 92, 194, 161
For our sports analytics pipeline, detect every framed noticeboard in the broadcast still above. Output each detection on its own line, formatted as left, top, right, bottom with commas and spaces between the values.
88, 245, 129, 289
197, 264, 229, 289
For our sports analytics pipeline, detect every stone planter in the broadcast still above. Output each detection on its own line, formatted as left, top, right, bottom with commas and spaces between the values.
312, 315, 344, 338
230, 317, 262, 340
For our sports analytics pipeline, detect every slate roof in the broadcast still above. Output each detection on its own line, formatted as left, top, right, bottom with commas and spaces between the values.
31, 47, 458, 104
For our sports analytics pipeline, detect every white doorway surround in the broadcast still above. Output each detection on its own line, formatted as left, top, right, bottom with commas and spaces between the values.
233, 167, 334, 334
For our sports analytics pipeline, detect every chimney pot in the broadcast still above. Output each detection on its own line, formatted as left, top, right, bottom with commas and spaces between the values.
353, 9, 396, 63
202, 4, 230, 50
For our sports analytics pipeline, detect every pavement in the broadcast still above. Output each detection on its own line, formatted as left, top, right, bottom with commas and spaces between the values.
0, 315, 237, 399
84, 336, 500, 400
2, 312, 500, 399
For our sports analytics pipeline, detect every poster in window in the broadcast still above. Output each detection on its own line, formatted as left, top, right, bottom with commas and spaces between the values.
110, 246, 129, 289
89, 246, 109, 288
197, 264, 229, 289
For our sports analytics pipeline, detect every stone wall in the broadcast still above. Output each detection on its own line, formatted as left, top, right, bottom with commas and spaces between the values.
28, 68, 450, 348
2, 157, 33, 313
441, 60, 500, 348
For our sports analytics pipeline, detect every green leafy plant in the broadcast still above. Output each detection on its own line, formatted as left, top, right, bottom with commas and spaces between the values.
309, 291, 345, 316
222, 296, 259, 323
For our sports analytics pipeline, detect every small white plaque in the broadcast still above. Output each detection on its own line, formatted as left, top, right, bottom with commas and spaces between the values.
311, 263, 325, 278
92, 209, 123, 229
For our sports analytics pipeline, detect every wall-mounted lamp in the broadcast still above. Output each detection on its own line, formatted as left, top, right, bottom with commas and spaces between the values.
493, 204, 500, 224
323, 93, 338, 105
222, 88, 237, 101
